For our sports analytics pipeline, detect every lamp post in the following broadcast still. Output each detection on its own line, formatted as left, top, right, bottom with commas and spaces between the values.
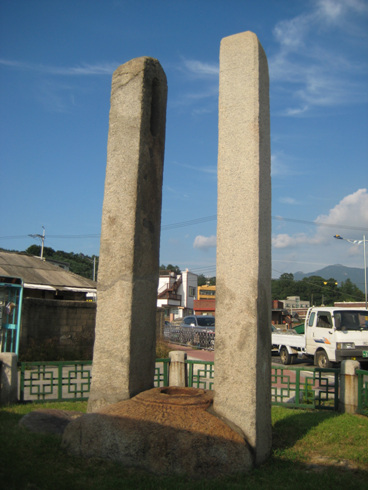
334, 234, 367, 309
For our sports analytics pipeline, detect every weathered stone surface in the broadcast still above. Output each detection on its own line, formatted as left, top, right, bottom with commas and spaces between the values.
62, 387, 253, 478
0, 353, 18, 405
214, 31, 272, 464
87, 57, 167, 412
339, 360, 359, 413
19, 409, 83, 435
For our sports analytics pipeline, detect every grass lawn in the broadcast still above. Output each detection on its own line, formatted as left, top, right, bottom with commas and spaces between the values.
1, 402, 367, 489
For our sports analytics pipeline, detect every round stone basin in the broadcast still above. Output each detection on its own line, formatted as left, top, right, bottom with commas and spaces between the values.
62, 386, 253, 477
134, 386, 213, 408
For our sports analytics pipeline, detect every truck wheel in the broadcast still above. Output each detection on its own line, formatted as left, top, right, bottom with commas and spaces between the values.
316, 350, 332, 369
280, 346, 293, 365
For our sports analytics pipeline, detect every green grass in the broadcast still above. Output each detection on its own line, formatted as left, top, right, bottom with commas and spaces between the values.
1, 402, 367, 489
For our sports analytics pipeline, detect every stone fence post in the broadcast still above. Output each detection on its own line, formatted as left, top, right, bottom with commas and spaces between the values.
339, 360, 360, 414
168, 351, 187, 387
0, 353, 18, 405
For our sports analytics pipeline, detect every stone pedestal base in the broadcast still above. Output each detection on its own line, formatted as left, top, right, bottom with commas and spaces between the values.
62, 387, 253, 478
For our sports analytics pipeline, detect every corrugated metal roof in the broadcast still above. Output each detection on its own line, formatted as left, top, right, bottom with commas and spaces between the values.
0, 251, 96, 290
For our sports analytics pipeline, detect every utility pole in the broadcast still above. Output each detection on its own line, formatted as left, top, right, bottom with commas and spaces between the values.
29, 226, 46, 259
93, 256, 96, 281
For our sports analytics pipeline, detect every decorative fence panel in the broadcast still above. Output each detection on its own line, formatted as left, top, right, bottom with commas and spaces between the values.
187, 360, 214, 390
271, 365, 339, 410
19, 359, 170, 402
154, 358, 170, 387
19, 361, 93, 402
185, 361, 339, 411
17, 359, 365, 415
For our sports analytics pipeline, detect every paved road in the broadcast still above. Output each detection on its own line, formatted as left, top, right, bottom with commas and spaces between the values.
169, 344, 317, 367
167, 344, 214, 362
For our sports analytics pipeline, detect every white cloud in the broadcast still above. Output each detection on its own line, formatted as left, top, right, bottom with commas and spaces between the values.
279, 197, 299, 205
0, 58, 117, 76
315, 0, 368, 24
193, 235, 217, 250
269, 0, 368, 115
173, 161, 217, 175
272, 233, 311, 248
273, 14, 310, 50
272, 188, 368, 249
271, 152, 305, 177
315, 188, 368, 237
284, 105, 309, 116
181, 59, 219, 78
171, 59, 219, 113
271, 153, 289, 176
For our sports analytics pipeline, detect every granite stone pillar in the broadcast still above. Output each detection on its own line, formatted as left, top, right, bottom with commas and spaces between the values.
88, 57, 167, 413
0, 353, 18, 405
214, 31, 272, 464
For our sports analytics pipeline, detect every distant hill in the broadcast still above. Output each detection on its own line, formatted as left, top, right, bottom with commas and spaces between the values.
293, 264, 367, 292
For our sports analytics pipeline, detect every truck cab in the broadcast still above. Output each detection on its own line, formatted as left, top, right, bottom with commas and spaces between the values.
305, 307, 368, 368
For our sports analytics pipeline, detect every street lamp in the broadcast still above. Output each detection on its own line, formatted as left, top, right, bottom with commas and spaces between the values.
333, 234, 367, 309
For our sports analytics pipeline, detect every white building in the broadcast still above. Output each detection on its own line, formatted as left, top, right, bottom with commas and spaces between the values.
157, 269, 198, 321
282, 296, 310, 310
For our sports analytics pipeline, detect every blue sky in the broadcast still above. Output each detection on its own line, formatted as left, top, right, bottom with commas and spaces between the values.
1, 0, 367, 280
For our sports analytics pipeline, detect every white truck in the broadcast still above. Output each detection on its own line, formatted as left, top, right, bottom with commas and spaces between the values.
272, 306, 368, 368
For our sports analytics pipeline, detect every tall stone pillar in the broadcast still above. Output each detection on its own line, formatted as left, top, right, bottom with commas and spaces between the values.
214, 32, 272, 464
88, 57, 167, 413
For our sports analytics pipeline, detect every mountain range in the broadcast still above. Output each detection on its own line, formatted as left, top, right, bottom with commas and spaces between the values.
293, 264, 367, 293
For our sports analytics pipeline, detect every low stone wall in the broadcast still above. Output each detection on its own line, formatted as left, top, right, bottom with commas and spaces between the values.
20, 298, 96, 361
19, 299, 165, 361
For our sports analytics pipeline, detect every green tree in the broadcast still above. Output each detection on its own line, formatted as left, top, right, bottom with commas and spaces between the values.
272, 273, 295, 300
271, 273, 364, 306
338, 278, 365, 302
197, 274, 216, 286
159, 264, 181, 274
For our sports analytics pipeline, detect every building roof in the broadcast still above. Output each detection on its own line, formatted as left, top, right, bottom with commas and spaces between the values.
0, 251, 96, 292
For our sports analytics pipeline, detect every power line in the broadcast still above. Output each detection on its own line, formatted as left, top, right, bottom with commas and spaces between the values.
273, 216, 368, 232
1, 214, 367, 241
161, 215, 217, 230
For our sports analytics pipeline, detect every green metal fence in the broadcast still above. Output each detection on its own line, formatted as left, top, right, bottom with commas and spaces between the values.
357, 368, 368, 415
155, 358, 170, 387
19, 359, 170, 402
19, 361, 93, 402
185, 360, 339, 411
187, 360, 214, 390
271, 364, 339, 410
17, 359, 365, 414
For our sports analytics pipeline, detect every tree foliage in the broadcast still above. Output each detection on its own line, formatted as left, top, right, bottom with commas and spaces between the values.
271, 273, 364, 305
197, 274, 216, 286
159, 264, 181, 274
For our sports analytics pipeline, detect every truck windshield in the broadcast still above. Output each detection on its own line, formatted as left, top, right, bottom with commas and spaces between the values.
334, 310, 368, 331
